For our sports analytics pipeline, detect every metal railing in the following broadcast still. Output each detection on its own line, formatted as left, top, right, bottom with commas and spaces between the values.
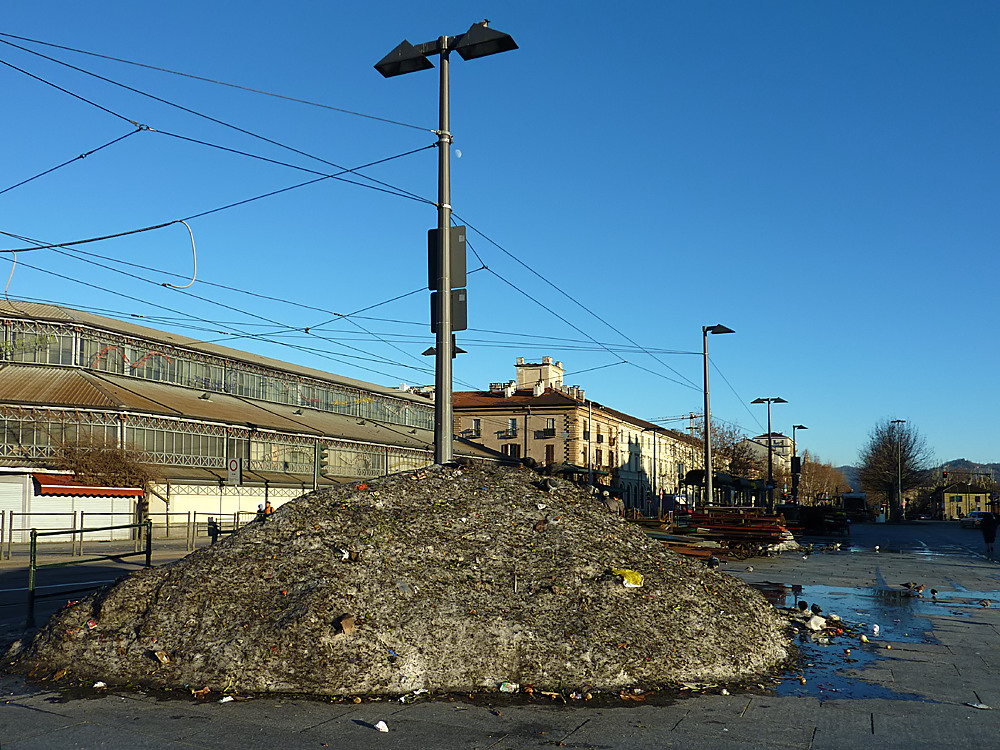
27, 520, 152, 627
3, 508, 269, 560
6, 512, 77, 560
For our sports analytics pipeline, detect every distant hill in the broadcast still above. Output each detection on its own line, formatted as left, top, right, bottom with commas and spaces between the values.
836, 465, 860, 491
940, 458, 1000, 480
837, 460, 998, 494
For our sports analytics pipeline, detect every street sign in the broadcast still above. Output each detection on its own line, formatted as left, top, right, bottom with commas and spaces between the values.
227, 457, 242, 486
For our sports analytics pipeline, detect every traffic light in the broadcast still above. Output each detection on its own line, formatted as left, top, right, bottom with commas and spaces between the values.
943, 470, 948, 479
319, 446, 330, 475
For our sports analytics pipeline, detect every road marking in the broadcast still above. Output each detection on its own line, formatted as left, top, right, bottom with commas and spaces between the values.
0, 578, 115, 594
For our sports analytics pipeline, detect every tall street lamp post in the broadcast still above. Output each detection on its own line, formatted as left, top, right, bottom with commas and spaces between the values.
891, 419, 906, 521
751, 396, 787, 512
702, 324, 735, 507
376, 22, 517, 464
791, 424, 807, 502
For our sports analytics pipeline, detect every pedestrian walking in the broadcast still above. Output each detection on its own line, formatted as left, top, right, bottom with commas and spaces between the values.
980, 512, 998, 558
264, 500, 275, 516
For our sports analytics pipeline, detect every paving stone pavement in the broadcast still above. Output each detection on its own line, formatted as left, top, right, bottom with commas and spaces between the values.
3, 521, 999, 749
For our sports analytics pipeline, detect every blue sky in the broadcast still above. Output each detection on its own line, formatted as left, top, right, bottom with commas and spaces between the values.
1, 2, 997, 468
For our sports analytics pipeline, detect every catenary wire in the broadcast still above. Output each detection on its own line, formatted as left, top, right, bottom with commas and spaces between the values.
3, 42, 699, 395
483, 267, 698, 392
711, 358, 765, 432
0, 247, 437, 384
0, 36, 431, 205
2, 35, 707, 398
0, 31, 432, 133
0, 57, 141, 125
0, 144, 436, 254
0, 128, 143, 197
454, 211, 700, 391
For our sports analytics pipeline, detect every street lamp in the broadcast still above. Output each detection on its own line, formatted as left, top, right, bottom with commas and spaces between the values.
703, 324, 735, 507
791, 424, 807, 502
792, 424, 807, 458
640, 426, 660, 517
376, 22, 517, 464
891, 419, 906, 522
751, 396, 787, 512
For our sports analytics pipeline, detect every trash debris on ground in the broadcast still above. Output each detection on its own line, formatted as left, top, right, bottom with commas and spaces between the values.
611, 568, 643, 588
374, 720, 389, 732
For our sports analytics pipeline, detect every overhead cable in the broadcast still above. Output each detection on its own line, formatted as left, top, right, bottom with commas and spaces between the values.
455, 211, 700, 391
0, 31, 432, 132
0, 36, 431, 204
0, 128, 143, 197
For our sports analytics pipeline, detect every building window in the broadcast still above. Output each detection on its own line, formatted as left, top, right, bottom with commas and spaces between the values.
596, 448, 603, 467
502, 443, 521, 459
471, 418, 481, 438
546, 418, 555, 431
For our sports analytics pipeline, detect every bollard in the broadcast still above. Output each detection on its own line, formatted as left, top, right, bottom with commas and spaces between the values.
79, 510, 86, 557
27, 529, 37, 628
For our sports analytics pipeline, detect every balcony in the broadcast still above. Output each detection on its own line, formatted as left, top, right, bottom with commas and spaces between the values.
498, 428, 518, 439
541, 428, 556, 438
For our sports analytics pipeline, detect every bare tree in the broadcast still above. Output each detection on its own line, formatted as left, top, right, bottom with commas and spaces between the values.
51, 434, 159, 520
798, 451, 852, 503
693, 418, 764, 478
857, 419, 933, 522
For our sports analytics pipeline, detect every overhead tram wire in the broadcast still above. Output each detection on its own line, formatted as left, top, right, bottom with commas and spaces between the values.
0, 37, 432, 204
2, 40, 690, 388
710, 358, 765, 432
0, 142, 436, 256
453, 212, 700, 391
0, 56, 143, 127
0, 128, 144, 197
483, 267, 696, 391
0, 240, 438, 385
0, 232, 455, 383
8, 255, 436, 384
0, 31, 432, 133
49, 245, 430, 373
2, 39, 695, 392
1, 228, 694, 364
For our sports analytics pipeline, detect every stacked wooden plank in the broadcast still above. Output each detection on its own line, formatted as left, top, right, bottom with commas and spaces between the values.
639, 507, 795, 560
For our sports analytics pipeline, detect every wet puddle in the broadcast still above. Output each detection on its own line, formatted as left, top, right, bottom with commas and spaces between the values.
750, 581, 999, 701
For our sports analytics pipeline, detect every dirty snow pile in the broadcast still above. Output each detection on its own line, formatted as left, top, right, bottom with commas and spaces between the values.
7, 463, 789, 696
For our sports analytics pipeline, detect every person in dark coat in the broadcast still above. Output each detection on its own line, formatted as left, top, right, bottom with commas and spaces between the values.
980, 512, 998, 558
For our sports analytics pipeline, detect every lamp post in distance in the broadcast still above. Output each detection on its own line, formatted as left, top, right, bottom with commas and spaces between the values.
375, 22, 517, 464
751, 396, 787, 512
702, 324, 735, 507
791, 424, 807, 502
890, 419, 906, 522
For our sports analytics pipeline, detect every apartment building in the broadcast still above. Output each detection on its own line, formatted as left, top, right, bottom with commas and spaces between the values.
453, 357, 701, 515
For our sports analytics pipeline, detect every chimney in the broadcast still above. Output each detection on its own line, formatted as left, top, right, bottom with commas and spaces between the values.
533, 381, 544, 397
503, 381, 516, 398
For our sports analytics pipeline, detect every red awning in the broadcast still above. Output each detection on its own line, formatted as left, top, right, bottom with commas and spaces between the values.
32, 474, 144, 498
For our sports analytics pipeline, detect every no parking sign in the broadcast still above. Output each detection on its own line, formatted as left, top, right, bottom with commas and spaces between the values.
227, 457, 242, 486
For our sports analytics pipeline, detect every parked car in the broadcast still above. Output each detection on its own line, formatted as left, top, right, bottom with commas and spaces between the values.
959, 511, 992, 529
